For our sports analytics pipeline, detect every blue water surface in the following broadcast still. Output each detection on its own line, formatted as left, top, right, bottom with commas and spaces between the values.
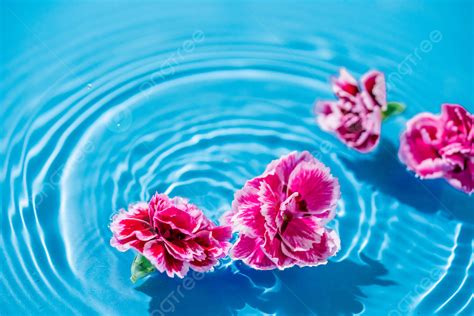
1, 0, 473, 315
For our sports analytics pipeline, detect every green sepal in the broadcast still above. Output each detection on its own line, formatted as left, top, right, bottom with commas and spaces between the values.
382, 102, 405, 120
130, 254, 155, 283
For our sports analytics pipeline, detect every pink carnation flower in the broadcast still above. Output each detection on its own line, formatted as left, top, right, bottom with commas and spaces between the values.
223, 151, 341, 270
399, 104, 473, 194
110, 193, 232, 278
315, 68, 387, 153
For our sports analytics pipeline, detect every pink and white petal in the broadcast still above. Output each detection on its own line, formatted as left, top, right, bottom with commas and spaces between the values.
446, 159, 474, 194
210, 225, 232, 243
164, 254, 189, 278
110, 206, 152, 240
231, 235, 277, 270
110, 236, 132, 252
171, 197, 205, 229
261, 233, 295, 270
143, 240, 167, 274
233, 176, 263, 210
258, 173, 284, 236
230, 204, 266, 237
154, 206, 200, 235
280, 217, 324, 252
275, 195, 302, 240
135, 229, 157, 241
230, 235, 258, 259
353, 111, 381, 152
332, 68, 360, 99
208, 242, 232, 259
413, 158, 450, 178
128, 202, 150, 216
360, 90, 377, 112
162, 239, 196, 261
230, 175, 268, 236
116, 236, 148, 252
287, 161, 340, 218
406, 113, 444, 145
314, 100, 343, 132
282, 229, 340, 267
264, 151, 316, 184
193, 229, 230, 259
441, 104, 473, 137
399, 113, 444, 173
219, 210, 235, 226
148, 193, 173, 220
351, 131, 380, 153
361, 70, 386, 110
193, 230, 213, 248
144, 240, 189, 278
440, 143, 470, 171
189, 257, 218, 272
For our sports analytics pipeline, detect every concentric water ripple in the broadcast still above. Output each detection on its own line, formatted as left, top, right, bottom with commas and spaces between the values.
1, 1, 473, 315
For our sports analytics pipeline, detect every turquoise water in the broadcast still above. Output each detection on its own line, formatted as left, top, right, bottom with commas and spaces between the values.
1, 1, 473, 315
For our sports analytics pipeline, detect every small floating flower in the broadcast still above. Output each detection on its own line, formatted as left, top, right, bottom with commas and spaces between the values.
223, 151, 340, 270
399, 104, 473, 194
315, 68, 404, 153
110, 193, 232, 280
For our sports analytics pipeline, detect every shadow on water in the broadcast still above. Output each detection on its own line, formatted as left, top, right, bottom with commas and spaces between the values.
137, 253, 394, 316
340, 138, 473, 224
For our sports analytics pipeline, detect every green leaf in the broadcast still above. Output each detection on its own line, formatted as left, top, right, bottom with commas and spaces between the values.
130, 254, 155, 283
382, 102, 405, 120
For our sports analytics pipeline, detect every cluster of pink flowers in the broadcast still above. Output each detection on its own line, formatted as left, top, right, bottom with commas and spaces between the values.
315, 68, 386, 153
110, 69, 472, 281
110, 193, 232, 278
314, 68, 472, 194
111, 151, 342, 278
223, 151, 340, 269
399, 104, 473, 194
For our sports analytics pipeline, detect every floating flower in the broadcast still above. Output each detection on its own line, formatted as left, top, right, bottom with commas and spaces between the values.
399, 104, 473, 194
110, 193, 232, 279
223, 151, 340, 270
315, 68, 403, 153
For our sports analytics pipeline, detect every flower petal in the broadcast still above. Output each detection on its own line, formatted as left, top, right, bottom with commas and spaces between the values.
231, 235, 277, 270
314, 100, 342, 132
154, 206, 201, 234
281, 229, 340, 267
258, 172, 283, 236
210, 225, 232, 243
332, 68, 359, 100
110, 203, 151, 239
261, 232, 296, 269
288, 161, 340, 219
110, 235, 147, 252
445, 158, 474, 194
189, 257, 218, 272
143, 240, 167, 273
280, 216, 324, 252
109, 202, 156, 252
399, 113, 448, 178
361, 70, 386, 110
148, 193, 173, 222
441, 104, 473, 138
230, 176, 268, 237
162, 238, 196, 261
143, 240, 189, 278
264, 151, 316, 183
